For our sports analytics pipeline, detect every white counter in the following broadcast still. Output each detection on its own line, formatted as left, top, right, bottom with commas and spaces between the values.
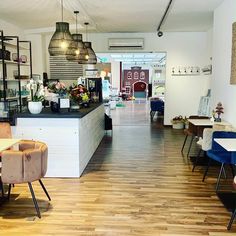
12, 105, 105, 177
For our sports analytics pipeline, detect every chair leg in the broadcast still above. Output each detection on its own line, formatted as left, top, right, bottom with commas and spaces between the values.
0, 179, 4, 197
7, 184, 11, 200
187, 136, 194, 157
222, 166, 227, 179
227, 209, 236, 230
181, 135, 188, 153
230, 164, 235, 178
28, 182, 41, 218
202, 158, 211, 182
216, 163, 225, 192
192, 149, 202, 172
38, 179, 51, 201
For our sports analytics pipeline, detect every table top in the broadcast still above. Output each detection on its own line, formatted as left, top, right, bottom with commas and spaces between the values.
188, 119, 230, 127
0, 139, 21, 152
214, 138, 236, 151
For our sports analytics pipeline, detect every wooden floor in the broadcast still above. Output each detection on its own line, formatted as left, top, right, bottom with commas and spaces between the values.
0, 100, 236, 235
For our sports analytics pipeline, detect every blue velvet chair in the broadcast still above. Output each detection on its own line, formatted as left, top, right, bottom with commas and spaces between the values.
150, 100, 164, 120
202, 131, 236, 191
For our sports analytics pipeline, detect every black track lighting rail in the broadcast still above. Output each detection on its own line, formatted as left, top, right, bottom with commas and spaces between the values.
157, 0, 173, 37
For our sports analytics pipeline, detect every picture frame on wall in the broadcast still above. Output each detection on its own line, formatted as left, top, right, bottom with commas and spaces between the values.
230, 22, 236, 84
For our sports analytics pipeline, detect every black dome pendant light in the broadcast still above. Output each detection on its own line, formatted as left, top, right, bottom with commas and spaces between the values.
81, 22, 97, 65
66, 11, 88, 63
48, 0, 76, 56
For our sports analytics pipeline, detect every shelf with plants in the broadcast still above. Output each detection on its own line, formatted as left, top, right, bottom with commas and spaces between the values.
0, 30, 32, 123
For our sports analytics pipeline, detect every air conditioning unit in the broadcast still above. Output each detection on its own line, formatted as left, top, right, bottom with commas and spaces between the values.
108, 38, 144, 50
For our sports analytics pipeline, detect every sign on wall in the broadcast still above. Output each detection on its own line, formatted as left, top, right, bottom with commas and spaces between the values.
230, 22, 236, 84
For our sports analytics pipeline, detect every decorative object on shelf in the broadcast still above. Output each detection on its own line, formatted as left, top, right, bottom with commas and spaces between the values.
81, 22, 97, 64
214, 102, 224, 122
48, 0, 76, 56
202, 65, 212, 75
171, 66, 200, 76
0, 48, 11, 60
171, 115, 185, 129
66, 11, 88, 63
12, 53, 27, 63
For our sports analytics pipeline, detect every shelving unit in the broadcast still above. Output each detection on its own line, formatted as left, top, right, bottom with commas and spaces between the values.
0, 30, 32, 123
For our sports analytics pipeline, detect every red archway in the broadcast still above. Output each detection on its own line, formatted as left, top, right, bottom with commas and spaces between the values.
133, 81, 147, 98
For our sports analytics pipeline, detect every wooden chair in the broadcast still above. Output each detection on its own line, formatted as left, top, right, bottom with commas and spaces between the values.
181, 116, 209, 157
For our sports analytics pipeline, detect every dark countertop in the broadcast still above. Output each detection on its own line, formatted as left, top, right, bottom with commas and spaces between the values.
15, 103, 103, 119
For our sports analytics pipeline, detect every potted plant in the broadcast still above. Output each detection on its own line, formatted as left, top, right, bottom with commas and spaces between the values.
214, 102, 224, 122
27, 79, 44, 114
68, 84, 90, 109
171, 115, 185, 129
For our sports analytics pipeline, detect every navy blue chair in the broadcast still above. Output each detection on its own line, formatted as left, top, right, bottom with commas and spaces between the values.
202, 131, 236, 191
150, 100, 164, 120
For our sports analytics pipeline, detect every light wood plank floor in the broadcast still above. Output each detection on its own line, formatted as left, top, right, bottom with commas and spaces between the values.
0, 100, 235, 235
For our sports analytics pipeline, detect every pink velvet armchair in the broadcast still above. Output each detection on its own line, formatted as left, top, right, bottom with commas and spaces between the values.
1, 140, 51, 218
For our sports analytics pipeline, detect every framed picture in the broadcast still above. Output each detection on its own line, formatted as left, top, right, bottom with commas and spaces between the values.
230, 22, 236, 84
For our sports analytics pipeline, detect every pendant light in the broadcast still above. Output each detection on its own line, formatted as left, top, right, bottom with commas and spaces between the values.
48, 0, 76, 56
81, 22, 97, 65
66, 11, 88, 63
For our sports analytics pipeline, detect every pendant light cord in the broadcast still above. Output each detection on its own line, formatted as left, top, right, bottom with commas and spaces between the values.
75, 12, 78, 34
61, 0, 64, 22
85, 22, 89, 41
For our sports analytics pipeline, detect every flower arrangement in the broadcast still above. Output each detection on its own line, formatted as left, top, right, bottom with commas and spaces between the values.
171, 115, 185, 129
26, 79, 44, 102
171, 115, 185, 124
47, 80, 67, 97
68, 84, 89, 105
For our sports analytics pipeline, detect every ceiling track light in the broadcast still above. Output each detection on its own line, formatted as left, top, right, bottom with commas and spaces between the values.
66, 10, 88, 63
48, 0, 76, 56
157, 0, 173, 37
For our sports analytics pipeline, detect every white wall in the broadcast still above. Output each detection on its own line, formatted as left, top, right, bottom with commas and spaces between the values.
0, 19, 25, 38
25, 34, 46, 78
111, 61, 120, 90
211, 0, 236, 127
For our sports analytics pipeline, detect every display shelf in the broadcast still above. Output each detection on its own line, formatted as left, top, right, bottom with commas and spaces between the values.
0, 40, 28, 50
0, 61, 30, 66
0, 30, 32, 119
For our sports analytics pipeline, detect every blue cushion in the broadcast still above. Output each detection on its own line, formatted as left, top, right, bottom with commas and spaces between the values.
207, 131, 236, 165
207, 150, 232, 164
150, 100, 164, 113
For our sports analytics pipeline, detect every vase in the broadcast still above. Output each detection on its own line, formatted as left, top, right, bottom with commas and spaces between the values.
50, 101, 60, 113
82, 102, 89, 108
28, 101, 42, 114
172, 122, 184, 129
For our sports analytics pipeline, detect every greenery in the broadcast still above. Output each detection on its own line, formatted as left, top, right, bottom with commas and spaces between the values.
27, 79, 44, 102
69, 84, 90, 104
171, 115, 185, 124
47, 80, 67, 97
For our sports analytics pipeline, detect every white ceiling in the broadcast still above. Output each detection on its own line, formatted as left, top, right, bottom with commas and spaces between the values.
0, 0, 224, 33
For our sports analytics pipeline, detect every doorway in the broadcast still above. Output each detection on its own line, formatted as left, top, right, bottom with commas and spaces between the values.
133, 81, 148, 98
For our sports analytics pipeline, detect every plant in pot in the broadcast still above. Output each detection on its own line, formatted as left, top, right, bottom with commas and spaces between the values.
171, 115, 185, 129
68, 84, 89, 109
27, 79, 44, 114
